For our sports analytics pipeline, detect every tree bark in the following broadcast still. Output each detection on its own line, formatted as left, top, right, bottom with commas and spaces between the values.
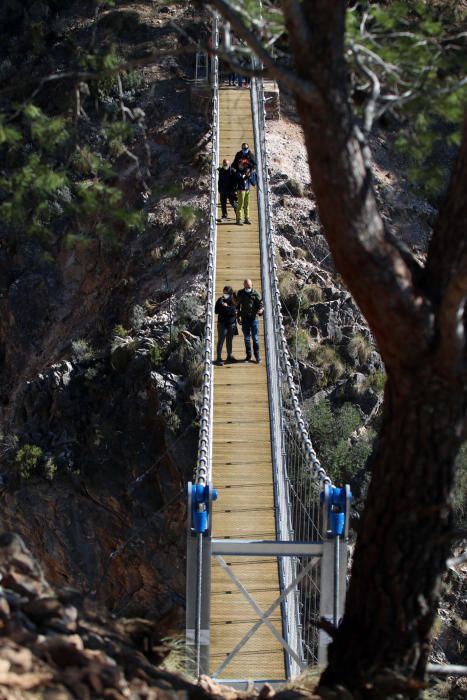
321, 370, 465, 696
278, 1, 467, 695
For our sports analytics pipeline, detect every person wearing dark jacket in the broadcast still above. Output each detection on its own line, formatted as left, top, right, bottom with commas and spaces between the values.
214, 286, 238, 365
232, 143, 256, 171
236, 278, 263, 363
217, 159, 237, 220
235, 162, 257, 225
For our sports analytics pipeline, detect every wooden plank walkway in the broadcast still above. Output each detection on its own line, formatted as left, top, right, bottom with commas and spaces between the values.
209, 87, 286, 681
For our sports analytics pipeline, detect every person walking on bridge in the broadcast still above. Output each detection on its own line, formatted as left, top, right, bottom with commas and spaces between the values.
232, 142, 256, 171
217, 159, 237, 220
215, 286, 238, 365
236, 279, 263, 363
234, 161, 256, 226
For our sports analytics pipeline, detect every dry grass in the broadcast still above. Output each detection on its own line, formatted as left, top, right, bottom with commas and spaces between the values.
279, 270, 299, 304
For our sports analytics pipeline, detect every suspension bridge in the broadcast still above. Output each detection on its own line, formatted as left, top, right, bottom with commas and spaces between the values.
186, 18, 351, 688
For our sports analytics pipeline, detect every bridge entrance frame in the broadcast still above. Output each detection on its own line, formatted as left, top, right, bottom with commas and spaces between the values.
186, 15, 352, 685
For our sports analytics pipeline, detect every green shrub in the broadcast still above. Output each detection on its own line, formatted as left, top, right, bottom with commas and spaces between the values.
179, 205, 200, 231
294, 247, 307, 259
44, 457, 57, 481
279, 270, 298, 305
160, 182, 184, 198
111, 335, 137, 371
161, 636, 187, 674
300, 284, 323, 308
64, 233, 94, 250
0, 58, 13, 82
365, 369, 386, 394
307, 399, 372, 485
84, 367, 98, 381
166, 413, 181, 435
177, 336, 204, 388
121, 69, 145, 91
15, 444, 43, 479
71, 338, 95, 362
313, 344, 345, 383
71, 146, 101, 177
177, 296, 203, 325
0, 432, 18, 458
168, 232, 184, 258
423, 680, 452, 700
144, 299, 158, 317
113, 324, 129, 338
180, 259, 190, 274
101, 121, 133, 159
187, 356, 204, 388
286, 177, 304, 197
130, 304, 146, 331
453, 442, 467, 527
348, 332, 372, 364
275, 250, 282, 271
430, 613, 444, 640
149, 342, 163, 365
289, 327, 312, 361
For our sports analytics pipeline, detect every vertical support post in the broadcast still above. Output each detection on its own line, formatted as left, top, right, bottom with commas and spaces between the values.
186, 530, 212, 675
195, 532, 203, 674
318, 535, 334, 664
318, 485, 351, 665
186, 482, 217, 675
318, 535, 347, 665
333, 533, 340, 626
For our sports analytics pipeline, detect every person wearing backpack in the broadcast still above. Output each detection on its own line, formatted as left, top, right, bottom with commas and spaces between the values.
236, 279, 263, 363
232, 142, 256, 171
234, 162, 257, 225
214, 286, 238, 365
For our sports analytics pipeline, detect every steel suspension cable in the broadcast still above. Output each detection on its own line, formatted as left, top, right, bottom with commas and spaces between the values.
194, 17, 220, 489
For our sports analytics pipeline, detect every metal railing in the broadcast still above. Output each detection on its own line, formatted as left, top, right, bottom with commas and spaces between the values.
185, 14, 219, 680
251, 63, 338, 669
194, 18, 219, 490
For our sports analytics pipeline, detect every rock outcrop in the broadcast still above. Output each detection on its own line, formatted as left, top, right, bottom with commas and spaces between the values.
0, 1, 209, 628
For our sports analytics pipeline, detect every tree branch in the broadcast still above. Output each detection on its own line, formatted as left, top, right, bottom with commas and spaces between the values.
0, 46, 200, 102
280, 0, 433, 371
351, 44, 381, 134
424, 112, 467, 372
205, 0, 321, 105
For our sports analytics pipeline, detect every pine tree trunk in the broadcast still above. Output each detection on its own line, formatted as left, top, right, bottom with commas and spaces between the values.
320, 368, 465, 695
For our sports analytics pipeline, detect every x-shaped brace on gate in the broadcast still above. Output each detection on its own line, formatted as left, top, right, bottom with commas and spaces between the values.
212, 555, 320, 678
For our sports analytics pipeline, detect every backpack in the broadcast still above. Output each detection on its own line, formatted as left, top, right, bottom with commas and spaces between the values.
238, 157, 251, 170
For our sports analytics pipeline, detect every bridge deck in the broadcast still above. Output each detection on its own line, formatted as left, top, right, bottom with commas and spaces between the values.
209, 87, 286, 681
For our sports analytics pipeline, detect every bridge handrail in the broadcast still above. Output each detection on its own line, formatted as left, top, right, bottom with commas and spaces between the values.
251, 64, 331, 670
194, 16, 219, 488
251, 67, 331, 489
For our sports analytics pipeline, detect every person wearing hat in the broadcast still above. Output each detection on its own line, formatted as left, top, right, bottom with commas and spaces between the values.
217, 158, 237, 220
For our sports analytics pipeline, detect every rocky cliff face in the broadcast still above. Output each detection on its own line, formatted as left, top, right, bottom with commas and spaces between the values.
0, 1, 212, 632
0, 530, 240, 699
